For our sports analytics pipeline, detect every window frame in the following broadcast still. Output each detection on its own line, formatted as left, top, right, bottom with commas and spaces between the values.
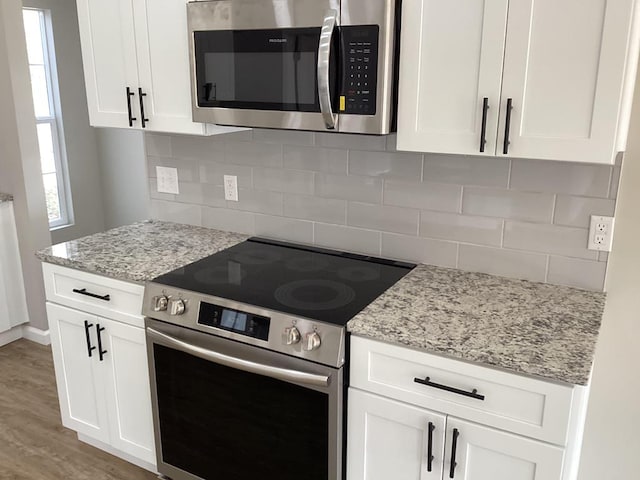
24, 7, 73, 230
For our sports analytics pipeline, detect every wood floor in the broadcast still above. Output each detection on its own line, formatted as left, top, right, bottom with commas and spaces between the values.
0, 339, 158, 480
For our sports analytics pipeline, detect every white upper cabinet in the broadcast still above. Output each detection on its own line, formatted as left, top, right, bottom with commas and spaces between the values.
397, 0, 640, 164
77, 0, 238, 135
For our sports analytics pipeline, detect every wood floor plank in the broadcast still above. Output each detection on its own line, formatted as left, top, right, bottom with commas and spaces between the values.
0, 339, 158, 480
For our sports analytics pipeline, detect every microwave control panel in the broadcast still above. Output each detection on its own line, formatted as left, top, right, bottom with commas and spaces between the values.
341, 26, 379, 115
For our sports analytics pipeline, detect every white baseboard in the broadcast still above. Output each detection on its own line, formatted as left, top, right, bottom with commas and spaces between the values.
0, 325, 24, 347
21, 325, 51, 345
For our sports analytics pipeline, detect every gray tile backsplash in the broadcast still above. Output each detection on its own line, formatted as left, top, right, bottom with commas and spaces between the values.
145, 130, 620, 291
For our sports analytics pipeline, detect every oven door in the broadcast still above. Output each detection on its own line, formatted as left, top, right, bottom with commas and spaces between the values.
188, 0, 340, 132
145, 318, 344, 480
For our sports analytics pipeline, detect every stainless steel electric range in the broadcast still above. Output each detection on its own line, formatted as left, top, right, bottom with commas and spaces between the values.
142, 238, 414, 480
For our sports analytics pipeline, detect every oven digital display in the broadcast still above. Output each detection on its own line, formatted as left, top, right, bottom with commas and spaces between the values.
198, 302, 270, 341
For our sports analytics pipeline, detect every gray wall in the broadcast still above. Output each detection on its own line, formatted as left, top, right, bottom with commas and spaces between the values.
146, 130, 618, 291
97, 128, 150, 229
0, 0, 51, 331
23, 0, 105, 244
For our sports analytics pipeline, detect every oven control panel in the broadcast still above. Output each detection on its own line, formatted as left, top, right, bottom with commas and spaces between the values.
198, 302, 270, 341
341, 25, 379, 116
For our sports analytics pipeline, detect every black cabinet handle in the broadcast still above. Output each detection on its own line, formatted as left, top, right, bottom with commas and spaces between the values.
138, 88, 149, 128
96, 324, 107, 361
126, 87, 137, 127
83, 320, 96, 358
449, 428, 460, 479
479, 97, 489, 153
503, 97, 513, 155
73, 288, 111, 302
414, 377, 485, 401
427, 422, 435, 472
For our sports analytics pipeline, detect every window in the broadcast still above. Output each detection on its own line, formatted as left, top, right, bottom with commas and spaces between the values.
22, 8, 72, 229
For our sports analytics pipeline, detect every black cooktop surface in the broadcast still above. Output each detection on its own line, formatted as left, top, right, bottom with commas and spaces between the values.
153, 238, 415, 326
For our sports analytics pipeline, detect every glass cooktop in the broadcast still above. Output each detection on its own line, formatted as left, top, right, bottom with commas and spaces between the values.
152, 238, 415, 326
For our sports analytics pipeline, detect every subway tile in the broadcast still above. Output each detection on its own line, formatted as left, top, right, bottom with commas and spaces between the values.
462, 187, 554, 223
423, 154, 510, 187
283, 194, 346, 224
598, 251, 609, 262
171, 135, 225, 161
547, 256, 606, 291
148, 178, 176, 201
199, 161, 253, 188
315, 173, 383, 203
504, 221, 597, 260
420, 211, 503, 247
201, 184, 227, 208
510, 159, 611, 197
227, 189, 283, 216
218, 129, 254, 142
385, 134, 398, 152
314, 132, 387, 151
254, 167, 315, 195
382, 233, 458, 268
252, 129, 314, 146
201, 207, 254, 235
384, 181, 462, 213
175, 182, 205, 205
554, 196, 616, 228
610, 165, 621, 199
458, 244, 548, 282
145, 134, 172, 157
148, 156, 200, 182
349, 150, 423, 182
254, 215, 313, 244
150, 200, 202, 227
314, 223, 381, 256
348, 202, 419, 236
283, 145, 348, 173
225, 141, 283, 167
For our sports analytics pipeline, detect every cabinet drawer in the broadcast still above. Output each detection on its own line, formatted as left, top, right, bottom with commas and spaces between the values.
43, 263, 144, 327
350, 336, 576, 446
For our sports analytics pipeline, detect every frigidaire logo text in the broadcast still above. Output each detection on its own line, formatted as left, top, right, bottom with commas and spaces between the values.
269, 38, 287, 43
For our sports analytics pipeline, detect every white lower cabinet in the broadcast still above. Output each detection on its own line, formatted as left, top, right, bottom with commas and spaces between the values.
43, 263, 155, 470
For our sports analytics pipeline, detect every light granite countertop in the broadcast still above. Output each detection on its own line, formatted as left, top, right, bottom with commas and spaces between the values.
0, 193, 13, 203
36, 220, 248, 283
348, 265, 605, 385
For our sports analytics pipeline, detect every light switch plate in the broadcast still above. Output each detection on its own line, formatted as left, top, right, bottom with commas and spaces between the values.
156, 166, 180, 195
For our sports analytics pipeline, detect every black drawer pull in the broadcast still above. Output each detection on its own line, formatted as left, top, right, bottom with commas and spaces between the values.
414, 377, 485, 401
126, 87, 136, 127
503, 97, 513, 155
83, 320, 96, 358
138, 88, 149, 128
73, 288, 111, 302
449, 428, 460, 479
479, 97, 489, 153
96, 324, 107, 361
427, 421, 435, 472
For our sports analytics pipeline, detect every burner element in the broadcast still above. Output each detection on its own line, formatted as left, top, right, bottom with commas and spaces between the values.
233, 249, 282, 265
337, 266, 381, 282
194, 264, 245, 286
275, 280, 356, 311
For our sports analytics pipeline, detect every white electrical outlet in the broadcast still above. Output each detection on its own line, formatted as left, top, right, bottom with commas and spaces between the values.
224, 175, 239, 202
588, 215, 615, 251
156, 166, 180, 194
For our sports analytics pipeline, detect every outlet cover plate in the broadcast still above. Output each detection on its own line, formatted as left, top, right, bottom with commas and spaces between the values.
156, 166, 180, 195
588, 215, 615, 252
224, 175, 239, 202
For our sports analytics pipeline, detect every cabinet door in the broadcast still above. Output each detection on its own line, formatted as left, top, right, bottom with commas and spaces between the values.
499, 0, 637, 163
445, 418, 565, 480
397, 0, 508, 155
348, 389, 446, 480
46, 303, 110, 443
76, 0, 139, 128
98, 317, 156, 464
131, 0, 206, 135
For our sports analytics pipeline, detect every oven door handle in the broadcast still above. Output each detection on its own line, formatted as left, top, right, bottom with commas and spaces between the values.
318, 9, 338, 130
147, 327, 331, 388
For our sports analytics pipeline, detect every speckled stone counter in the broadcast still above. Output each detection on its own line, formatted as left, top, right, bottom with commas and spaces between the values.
0, 193, 13, 203
348, 265, 605, 385
36, 220, 248, 283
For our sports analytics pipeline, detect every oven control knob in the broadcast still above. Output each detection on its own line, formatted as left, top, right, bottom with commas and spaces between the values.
282, 326, 301, 345
303, 332, 322, 352
152, 295, 169, 312
169, 298, 186, 316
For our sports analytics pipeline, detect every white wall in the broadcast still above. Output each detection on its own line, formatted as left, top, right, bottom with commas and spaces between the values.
0, 0, 51, 331
23, 0, 105, 244
577, 64, 640, 478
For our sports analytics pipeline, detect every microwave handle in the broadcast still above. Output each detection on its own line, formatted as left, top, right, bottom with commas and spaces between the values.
318, 9, 338, 130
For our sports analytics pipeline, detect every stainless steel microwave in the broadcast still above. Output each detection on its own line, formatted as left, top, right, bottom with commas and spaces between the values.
187, 0, 400, 134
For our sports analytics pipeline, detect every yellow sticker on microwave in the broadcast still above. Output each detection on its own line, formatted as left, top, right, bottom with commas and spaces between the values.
340, 96, 346, 112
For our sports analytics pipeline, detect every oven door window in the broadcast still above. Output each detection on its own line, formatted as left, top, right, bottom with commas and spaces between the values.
154, 344, 329, 480
194, 28, 337, 112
